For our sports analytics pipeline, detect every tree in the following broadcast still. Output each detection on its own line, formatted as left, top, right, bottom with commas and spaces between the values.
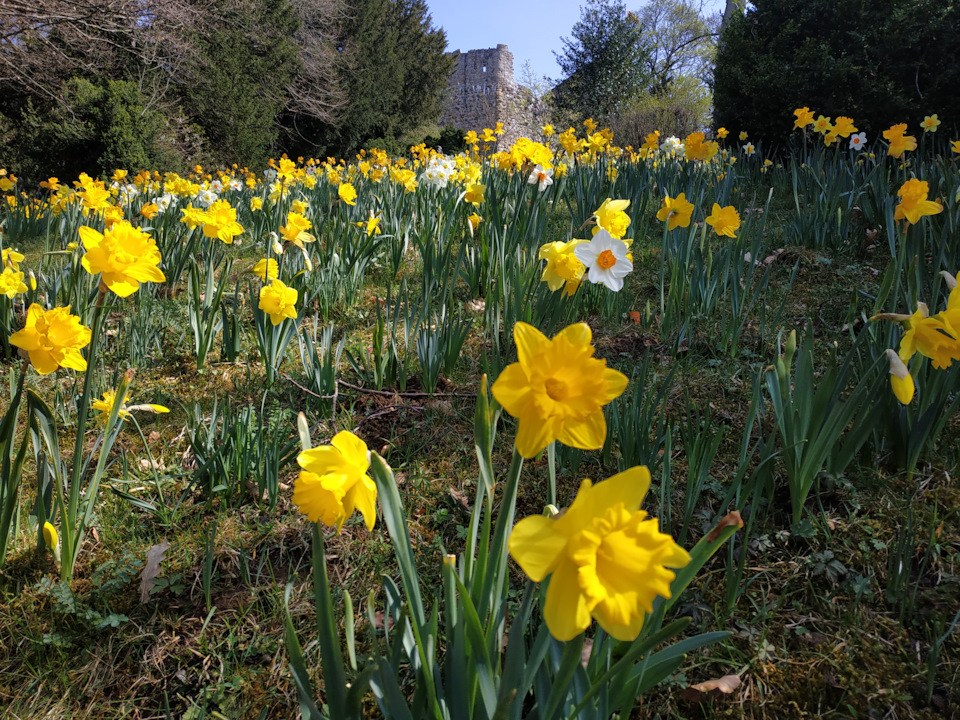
713, 0, 960, 144
553, 0, 651, 123
294, 0, 453, 157
634, 0, 718, 94
183, 0, 302, 168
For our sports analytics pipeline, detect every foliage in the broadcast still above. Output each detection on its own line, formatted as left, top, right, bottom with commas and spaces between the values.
0, 78, 181, 181
713, 0, 960, 143
554, 0, 652, 122
635, 0, 718, 94
610, 75, 712, 144
184, 0, 302, 169
298, 0, 454, 158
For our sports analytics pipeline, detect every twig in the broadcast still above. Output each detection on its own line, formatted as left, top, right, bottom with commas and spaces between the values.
336, 379, 476, 399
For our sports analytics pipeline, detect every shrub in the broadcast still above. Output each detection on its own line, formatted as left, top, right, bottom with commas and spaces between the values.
713, 0, 960, 145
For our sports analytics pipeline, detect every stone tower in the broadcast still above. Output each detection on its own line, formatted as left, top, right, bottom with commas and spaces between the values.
441, 45, 524, 146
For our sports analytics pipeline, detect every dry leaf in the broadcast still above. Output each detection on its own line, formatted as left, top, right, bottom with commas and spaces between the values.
147, 431, 161, 444
449, 487, 470, 510
682, 674, 742, 701
707, 511, 744, 542
581, 638, 593, 668
139, 540, 170, 603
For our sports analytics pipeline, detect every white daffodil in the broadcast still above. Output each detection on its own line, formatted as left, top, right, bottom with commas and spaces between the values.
849, 132, 867, 151
527, 164, 554, 191
573, 229, 633, 292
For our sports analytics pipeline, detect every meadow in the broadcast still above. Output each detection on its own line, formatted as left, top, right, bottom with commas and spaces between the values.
0, 115, 957, 719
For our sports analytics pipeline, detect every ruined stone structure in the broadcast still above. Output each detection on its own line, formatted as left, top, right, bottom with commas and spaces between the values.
441, 45, 531, 147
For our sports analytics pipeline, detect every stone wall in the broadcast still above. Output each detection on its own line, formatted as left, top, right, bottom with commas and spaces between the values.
441, 45, 532, 147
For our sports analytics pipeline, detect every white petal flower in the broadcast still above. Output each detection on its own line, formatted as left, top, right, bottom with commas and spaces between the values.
850, 132, 867, 151
527, 164, 554, 191
573, 229, 633, 292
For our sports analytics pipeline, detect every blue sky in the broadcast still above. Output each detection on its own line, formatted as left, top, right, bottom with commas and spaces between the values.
425, 0, 725, 84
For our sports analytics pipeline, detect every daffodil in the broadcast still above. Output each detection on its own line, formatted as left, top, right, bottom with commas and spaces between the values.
258, 278, 298, 326
883, 124, 917, 159
338, 183, 357, 205
491, 322, 628, 458
509, 466, 690, 641
465, 182, 485, 206
539, 239, 587, 296
656, 193, 694, 230
921, 114, 940, 133
293, 430, 377, 531
894, 179, 943, 224
705, 203, 741, 238
885, 350, 915, 405
0, 268, 27, 298
527, 165, 554, 191
850, 132, 867, 151
793, 107, 814, 130
10, 304, 92, 375
898, 305, 960, 369
832, 116, 857, 138
91, 388, 169, 424
250, 258, 279, 281
79, 221, 165, 297
593, 198, 630, 238
574, 229, 632, 292
716, 127, 729, 139
43, 521, 59, 550
280, 212, 316, 247
201, 200, 244, 244
1, 248, 24, 270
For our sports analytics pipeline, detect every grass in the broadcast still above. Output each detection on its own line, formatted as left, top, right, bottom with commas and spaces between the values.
0, 145, 958, 718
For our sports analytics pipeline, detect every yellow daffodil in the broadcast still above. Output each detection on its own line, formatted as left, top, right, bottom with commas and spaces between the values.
885, 350, 915, 405
338, 183, 357, 205
921, 114, 940, 133
542, 124, 555, 137
593, 198, 630, 238
899, 305, 960, 369
250, 258, 279, 281
293, 430, 377, 531
10, 304, 92, 375
883, 124, 917, 159
201, 200, 244, 244
280, 212, 315, 247
716, 127, 729, 139
355, 213, 381, 236
468, 213, 483, 232
538, 239, 587, 296
812, 115, 832, 134
43, 521, 59, 550
656, 193, 694, 230
793, 107, 815, 130
739, 131, 748, 141
139, 202, 159, 220
91, 389, 169, 424
79, 221, 165, 297
250, 197, 263, 211
258, 278, 298, 326
832, 116, 857, 138
894, 179, 943, 224
705, 203, 741, 238
180, 204, 206, 230
508, 466, 690, 641
2, 248, 25, 270
683, 132, 719, 162
491, 322, 628, 458
0, 268, 28, 298
464, 182, 485, 206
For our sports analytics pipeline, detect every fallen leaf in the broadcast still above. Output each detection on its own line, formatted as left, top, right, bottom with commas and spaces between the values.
139, 540, 170, 603
707, 511, 744, 542
681, 674, 742, 702
147, 431, 161, 444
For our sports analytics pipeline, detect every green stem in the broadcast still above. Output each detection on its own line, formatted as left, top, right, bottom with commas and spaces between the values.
62, 288, 109, 582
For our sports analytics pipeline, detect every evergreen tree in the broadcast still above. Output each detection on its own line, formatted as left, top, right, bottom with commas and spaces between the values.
713, 0, 960, 144
303, 0, 453, 157
184, 0, 302, 169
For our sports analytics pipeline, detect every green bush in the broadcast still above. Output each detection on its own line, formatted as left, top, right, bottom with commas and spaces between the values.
0, 78, 181, 182
610, 76, 711, 146
713, 0, 960, 145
